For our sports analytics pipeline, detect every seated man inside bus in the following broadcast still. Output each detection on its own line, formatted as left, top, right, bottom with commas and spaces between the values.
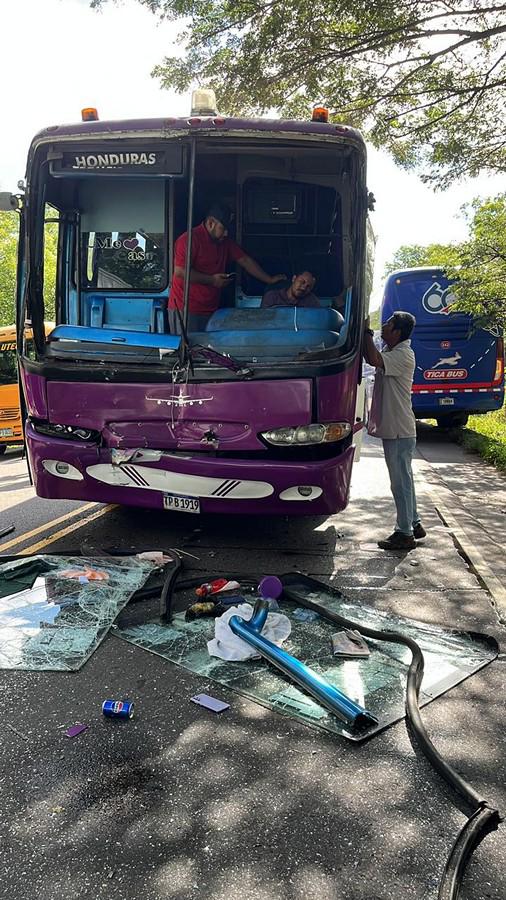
261, 270, 321, 309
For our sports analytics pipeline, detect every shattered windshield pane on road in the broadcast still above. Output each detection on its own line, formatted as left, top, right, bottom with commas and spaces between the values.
117, 594, 498, 741
0, 555, 154, 671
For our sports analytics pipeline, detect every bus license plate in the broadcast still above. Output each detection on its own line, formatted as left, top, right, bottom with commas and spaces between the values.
0, 428, 13, 436
438, 398, 454, 406
163, 493, 200, 514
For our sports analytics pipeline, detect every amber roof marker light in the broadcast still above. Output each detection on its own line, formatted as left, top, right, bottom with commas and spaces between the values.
312, 105, 329, 123
81, 108, 99, 122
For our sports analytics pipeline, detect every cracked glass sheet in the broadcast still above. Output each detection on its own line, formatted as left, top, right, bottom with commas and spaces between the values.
0, 555, 154, 670
117, 586, 498, 741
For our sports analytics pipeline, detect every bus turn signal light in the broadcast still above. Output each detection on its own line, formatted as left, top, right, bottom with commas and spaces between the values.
81, 108, 99, 122
312, 106, 329, 123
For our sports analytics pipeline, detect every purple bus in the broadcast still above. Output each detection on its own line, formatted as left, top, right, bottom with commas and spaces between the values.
8, 93, 372, 516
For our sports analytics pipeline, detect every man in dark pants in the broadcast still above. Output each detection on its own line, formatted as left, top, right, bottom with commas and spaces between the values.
363, 312, 426, 550
168, 203, 285, 333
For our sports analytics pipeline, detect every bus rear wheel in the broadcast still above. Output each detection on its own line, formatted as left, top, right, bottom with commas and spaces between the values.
436, 413, 469, 430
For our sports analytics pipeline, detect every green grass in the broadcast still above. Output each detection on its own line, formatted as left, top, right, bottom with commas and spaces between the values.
459, 404, 506, 471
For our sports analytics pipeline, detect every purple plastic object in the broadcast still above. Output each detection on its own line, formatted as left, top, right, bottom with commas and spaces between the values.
258, 576, 283, 601
65, 723, 88, 738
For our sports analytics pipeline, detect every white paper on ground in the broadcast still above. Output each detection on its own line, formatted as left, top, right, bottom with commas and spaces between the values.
207, 603, 292, 661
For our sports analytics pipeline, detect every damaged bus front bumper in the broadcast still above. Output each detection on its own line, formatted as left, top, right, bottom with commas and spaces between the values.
26, 424, 355, 516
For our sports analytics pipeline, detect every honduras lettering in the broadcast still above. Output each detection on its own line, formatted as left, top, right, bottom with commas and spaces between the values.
73, 152, 157, 169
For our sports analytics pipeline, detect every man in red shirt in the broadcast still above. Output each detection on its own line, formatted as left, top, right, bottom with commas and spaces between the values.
168, 203, 286, 332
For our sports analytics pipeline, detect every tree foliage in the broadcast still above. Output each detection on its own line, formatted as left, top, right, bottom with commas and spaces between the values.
0, 210, 58, 327
0, 212, 19, 327
92, 0, 506, 185
369, 308, 381, 331
383, 242, 460, 277
450, 194, 506, 330
383, 194, 506, 329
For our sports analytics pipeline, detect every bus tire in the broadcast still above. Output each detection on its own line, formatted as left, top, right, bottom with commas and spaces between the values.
436, 413, 469, 430
0, 446, 6, 455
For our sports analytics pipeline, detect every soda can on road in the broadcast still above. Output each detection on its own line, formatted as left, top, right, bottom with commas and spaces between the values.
102, 699, 134, 719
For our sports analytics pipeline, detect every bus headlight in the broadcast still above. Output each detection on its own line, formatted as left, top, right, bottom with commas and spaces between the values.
31, 419, 100, 443
261, 422, 351, 445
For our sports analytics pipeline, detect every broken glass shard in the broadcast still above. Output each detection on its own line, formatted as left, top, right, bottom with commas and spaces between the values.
0, 554, 155, 671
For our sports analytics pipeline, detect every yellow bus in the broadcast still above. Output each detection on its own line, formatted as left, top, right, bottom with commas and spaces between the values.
0, 324, 54, 455
0, 326, 22, 454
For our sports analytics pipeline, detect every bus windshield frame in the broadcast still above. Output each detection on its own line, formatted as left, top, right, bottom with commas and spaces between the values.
21, 129, 368, 379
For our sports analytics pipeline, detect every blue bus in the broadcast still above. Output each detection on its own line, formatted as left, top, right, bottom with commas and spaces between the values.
381, 267, 504, 428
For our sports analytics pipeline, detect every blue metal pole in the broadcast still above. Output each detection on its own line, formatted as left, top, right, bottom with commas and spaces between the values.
229, 600, 377, 728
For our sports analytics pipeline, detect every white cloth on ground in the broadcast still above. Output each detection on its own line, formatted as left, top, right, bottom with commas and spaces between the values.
207, 603, 292, 661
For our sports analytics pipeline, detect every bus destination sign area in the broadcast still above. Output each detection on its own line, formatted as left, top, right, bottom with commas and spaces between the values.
50, 144, 184, 176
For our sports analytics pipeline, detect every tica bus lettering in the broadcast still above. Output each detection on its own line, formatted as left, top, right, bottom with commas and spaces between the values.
73, 152, 157, 168
423, 369, 468, 380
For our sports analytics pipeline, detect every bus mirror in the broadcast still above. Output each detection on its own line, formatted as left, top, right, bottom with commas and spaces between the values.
0, 192, 20, 211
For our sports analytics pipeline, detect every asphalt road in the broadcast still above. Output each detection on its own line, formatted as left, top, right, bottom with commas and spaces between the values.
0, 430, 505, 900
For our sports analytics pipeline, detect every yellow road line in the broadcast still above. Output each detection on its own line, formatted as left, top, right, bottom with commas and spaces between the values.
0, 501, 99, 552
19, 504, 116, 555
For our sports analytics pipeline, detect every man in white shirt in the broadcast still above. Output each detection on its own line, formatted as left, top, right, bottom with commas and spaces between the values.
363, 312, 426, 550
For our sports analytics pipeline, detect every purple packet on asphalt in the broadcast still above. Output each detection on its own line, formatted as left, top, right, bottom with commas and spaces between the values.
65, 723, 88, 738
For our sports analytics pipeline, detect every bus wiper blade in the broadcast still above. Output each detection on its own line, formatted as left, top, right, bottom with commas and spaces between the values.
191, 345, 254, 378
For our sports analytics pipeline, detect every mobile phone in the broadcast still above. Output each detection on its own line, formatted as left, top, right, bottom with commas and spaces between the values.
190, 693, 230, 713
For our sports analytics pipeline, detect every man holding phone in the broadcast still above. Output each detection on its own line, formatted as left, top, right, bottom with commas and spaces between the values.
168, 202, 286, 332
